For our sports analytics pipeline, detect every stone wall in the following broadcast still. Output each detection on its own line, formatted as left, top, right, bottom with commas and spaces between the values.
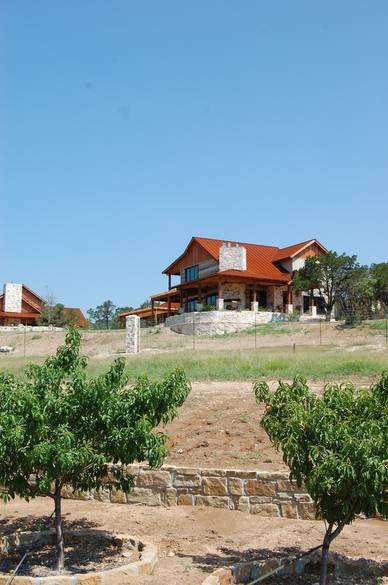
0, 325, 64, 332
221, 283, 246, 308
219, 244, 247, 272
166, 310, 283, 336
4, 283, 22, 313
62, 465, 315, 520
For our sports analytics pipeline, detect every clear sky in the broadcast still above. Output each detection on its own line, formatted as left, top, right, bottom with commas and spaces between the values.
2, 1, 387, 312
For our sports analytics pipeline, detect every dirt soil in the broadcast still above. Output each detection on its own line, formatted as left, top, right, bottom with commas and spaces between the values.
161, 379, 377, 471
1, 498, 386, 585
0, 532, 140, 576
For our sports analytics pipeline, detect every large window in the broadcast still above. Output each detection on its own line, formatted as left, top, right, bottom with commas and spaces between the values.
184, 265, 199, 282
187, 299, 198, 312
206, 294, 217, 306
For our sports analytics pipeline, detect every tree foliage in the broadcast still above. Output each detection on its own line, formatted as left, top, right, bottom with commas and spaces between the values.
37, 303, 79, 327
292, 252, 358, 321
0, 328, 190, 572
335, 265, 373, 325
87, 300, 117, 329
370, 262, 388, 311
254, 374, 388, 585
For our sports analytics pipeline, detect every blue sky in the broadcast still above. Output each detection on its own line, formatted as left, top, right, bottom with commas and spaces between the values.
2, 1, 387, 312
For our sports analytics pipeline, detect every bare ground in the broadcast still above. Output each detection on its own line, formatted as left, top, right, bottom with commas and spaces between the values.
0, 322, 386, 358
1, 498, 386, 585
161, 378, 378, 470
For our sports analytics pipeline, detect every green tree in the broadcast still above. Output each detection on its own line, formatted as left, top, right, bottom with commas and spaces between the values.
292, 252, 358, 321
139, 299, 151, 309
370, 262, 388, 312
254, 375, 388, 585
336, 265, 373, 325
0, 328, 190, 572
87, 300, 117, 329
112, 306, 134, 329
38, 303, 79, 327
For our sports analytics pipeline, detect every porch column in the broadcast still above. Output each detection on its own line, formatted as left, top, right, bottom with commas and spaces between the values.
251, 284, 258, 312
309, 290, 317, 317
151, 299, 157, 325
198, 285, 203, 310
216, 282, 224, 311
167, 295, 171, 317
286, 285, 293, 314
168, 274, 172, 290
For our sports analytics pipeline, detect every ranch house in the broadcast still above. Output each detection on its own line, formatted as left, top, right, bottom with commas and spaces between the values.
151, 237, 328, 321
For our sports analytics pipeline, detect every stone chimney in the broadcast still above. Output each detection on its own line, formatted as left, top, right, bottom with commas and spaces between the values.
219, 243, 247, 272
4, 283, 23, 313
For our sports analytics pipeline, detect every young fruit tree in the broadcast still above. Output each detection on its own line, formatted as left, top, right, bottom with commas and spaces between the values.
0, 328, 190, 573
254, 374, 388, 585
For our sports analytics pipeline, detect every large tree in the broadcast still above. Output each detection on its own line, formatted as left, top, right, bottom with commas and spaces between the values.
335, 265, 373, 325
370, 262, 388, 312
0, 328, 190, 572
254, 375, 387, 585
38, 303, 79, 327
87, 300, 117, 329
292, 252, 358, 321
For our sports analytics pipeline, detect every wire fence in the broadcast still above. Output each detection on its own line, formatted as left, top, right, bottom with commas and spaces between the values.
1, 313, 387, 360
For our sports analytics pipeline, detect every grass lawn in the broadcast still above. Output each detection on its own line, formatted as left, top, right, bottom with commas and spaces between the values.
2, 345, 387, 382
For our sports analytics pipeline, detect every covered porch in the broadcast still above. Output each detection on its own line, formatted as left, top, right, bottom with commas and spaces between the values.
174, 275, 294, 314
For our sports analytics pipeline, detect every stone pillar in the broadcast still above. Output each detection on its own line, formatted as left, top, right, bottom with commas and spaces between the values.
216, 298, 224, 311
311, 305, 317, 317
4, 283, 22, 313
251, 301, 258, 312
126, 315, 140, 354
286, 304, 293, 314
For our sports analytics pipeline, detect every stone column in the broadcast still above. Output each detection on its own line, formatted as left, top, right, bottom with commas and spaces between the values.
251, 302, 258, 312
126, 315, 140, 354
216, 298, 224, 311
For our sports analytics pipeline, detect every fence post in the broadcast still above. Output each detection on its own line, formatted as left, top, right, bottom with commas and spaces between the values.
254, 311, 257, 350
192, 312, 195, 351
386, 314, 388, 345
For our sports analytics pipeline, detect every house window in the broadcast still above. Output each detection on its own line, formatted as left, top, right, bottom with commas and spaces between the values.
185, 265, 199, 282
187, 299, 198, 312
206, 294, 217, 306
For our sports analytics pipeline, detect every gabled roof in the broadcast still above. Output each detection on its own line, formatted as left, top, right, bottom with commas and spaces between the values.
163, 236, 328, 283
273, 239, 328, 262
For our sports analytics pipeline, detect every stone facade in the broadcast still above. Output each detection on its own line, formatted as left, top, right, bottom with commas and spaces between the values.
62, 464, 315, 520
221, 283, 246, 309
219, 244, 247, 272
166, 310, 283, 336
4, 283, 22, 313
126, 315, 140, 353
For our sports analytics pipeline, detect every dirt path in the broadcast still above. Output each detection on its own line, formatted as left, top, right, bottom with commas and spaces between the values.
1, 498, 386, 585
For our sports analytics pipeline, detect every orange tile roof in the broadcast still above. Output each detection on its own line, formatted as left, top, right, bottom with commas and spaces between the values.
273, 239, 328, 261
164, 237, 327, 282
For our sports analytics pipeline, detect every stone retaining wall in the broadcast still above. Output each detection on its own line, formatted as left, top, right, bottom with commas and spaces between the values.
165, 311, 284, 336
63, 465, 315, 520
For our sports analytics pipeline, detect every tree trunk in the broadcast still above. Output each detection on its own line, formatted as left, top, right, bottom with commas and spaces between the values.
319, 524, 333, 585
54, 481, 64, 573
